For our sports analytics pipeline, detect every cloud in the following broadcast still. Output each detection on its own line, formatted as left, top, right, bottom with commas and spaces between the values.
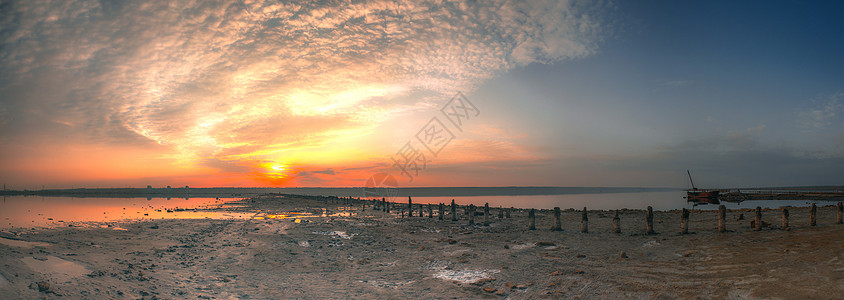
0, 0, 607, 185
796, 92, 843, 130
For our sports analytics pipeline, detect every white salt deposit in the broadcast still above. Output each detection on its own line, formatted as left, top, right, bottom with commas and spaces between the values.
433, 269, 500, 284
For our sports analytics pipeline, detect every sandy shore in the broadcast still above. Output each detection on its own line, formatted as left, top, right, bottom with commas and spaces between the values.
1, 195, 842, 299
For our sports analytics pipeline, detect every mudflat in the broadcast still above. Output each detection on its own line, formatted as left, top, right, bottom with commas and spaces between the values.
1, 195, 842, 299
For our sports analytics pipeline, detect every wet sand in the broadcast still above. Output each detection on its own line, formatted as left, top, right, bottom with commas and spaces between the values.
1, 195, 842, 299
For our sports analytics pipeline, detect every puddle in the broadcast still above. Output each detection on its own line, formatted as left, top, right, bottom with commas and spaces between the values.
21, 256, 88, 283
0, 237, 52, 248
433, 269, 500, 284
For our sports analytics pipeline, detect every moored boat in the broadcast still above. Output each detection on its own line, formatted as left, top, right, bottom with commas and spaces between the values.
685, 170, 720, 204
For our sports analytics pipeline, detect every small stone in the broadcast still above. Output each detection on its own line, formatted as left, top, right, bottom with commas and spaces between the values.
576, 254, 586, 258
619, 251, 628, 259
536, 241, 555, 247
483, 287, 497, 293
574, 268, 585, 274
495, 289, 506, 296
30, 281, 51, 293
504, 283, 517, 289
550, 270, 564, 276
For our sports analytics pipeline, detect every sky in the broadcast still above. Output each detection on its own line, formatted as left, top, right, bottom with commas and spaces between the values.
1, 0, 843, 189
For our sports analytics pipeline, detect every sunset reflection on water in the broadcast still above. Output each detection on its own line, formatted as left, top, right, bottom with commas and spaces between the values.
0, 196, 250, 229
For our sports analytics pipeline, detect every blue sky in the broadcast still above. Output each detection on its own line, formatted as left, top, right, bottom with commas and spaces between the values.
0, 1, 842, 188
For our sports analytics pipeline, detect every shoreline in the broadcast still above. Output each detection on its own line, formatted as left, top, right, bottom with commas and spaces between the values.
1, 194, 842, 298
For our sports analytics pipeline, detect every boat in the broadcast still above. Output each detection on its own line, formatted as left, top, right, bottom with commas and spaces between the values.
685, 170, 719, 204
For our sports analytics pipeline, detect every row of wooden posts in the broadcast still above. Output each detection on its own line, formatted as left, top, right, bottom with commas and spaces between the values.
359, 196, 844, 233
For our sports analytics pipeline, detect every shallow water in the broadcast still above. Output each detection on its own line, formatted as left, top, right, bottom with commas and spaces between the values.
0, 196, 250, 229
2, 193, 838, 230
404, 191, 839, 211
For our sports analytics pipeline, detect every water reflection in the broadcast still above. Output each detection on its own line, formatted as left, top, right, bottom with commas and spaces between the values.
0, 196, 247, 229
407, 191, 838, 211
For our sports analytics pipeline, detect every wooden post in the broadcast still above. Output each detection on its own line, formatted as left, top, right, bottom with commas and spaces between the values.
581, 207, 588, 233
529, 209, 536, 230
469, 204, 475, 225
680, 208, 689, 234
782, 208, 789, 230
507, 207, 512, 218
498, 206, 504, 219
552, 207, 562, 231
613, 210, 620, 233
646, 206, 655, 235
419, 204, 423, 217
439, 203, 444, 220
386, 200, 390, 213
718, 205, 726, 233
451, 200, 457, 221
428, 204, 433, 219
484, 203, 490, 225
401, 209, 404, 218
838, 202, 843, 224
810, 203, 817, 226
408, 196, 413, 217
754, 206, 762, 231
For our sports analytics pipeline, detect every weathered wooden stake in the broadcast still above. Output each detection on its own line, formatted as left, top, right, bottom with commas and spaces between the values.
498, 206, 504, 219
613, 210, 620, 233
408, 196, 413, 217
401, 209, 404, 218
782, 208, 789, 230
581, 207, 588, 233
553, 207, 562, 231
506, 207, 512, 218
419, 204, 423, 217
754, 206, 762, 231
838, 202, 843, 224
680, 208, 689, 234
528, 208, 536, 230
646, 206, 655, 235
428, 204, 433, 219
451, 200, 457, 221
439, 203, 444, 220
469, 204, 475, 225
386, 201, 390, 213
718, 205, 726, 233
484, 203, 490, 225
810, 203, 817, 226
